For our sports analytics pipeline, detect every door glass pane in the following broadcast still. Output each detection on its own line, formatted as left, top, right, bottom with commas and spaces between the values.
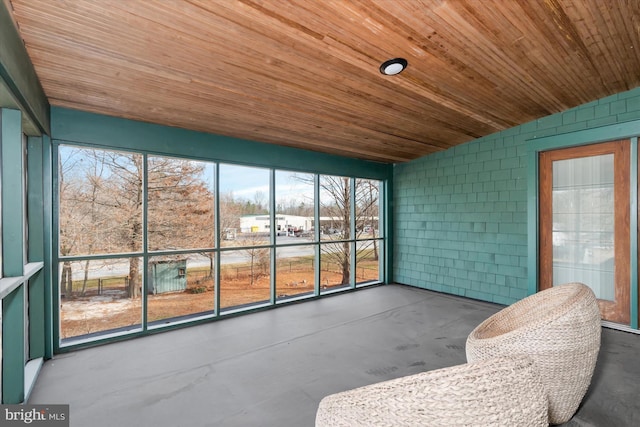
60, 257, 143, 341
552, 154, 614, 300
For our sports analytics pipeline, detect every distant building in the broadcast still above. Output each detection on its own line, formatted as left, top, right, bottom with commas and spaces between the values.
239, 214, 379, 236
240, 214, 313, 235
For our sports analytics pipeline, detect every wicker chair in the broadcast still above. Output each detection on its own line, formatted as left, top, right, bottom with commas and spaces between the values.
315, 355, 548, 427
466, 282, 601, 424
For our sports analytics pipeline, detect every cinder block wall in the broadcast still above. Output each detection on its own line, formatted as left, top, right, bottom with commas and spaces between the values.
393, 87, 640, 305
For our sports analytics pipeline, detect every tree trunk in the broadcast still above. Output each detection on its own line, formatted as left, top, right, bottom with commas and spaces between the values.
368, 183, 378, 261
61, 261, 73, 297
340, 177, 351, 284
372, 232, 379, 261
81, 259, 91, 296
128, 221, 142, 298
341, 241, 350, 284
249, 252, 255, 286
128, 257, 140, 298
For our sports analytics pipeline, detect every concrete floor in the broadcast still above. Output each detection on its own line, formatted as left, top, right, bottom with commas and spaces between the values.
29, 284, 640, 426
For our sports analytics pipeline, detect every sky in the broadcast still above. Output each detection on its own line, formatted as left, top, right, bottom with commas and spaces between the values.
219, 164, 314, 203
59, 144, 350, 204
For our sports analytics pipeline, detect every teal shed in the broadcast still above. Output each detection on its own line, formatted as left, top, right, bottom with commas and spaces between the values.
148, 259, 187, 294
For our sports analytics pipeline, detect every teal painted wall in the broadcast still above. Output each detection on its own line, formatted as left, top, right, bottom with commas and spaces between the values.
393, 86, 640, 305
50, 107, 392, 181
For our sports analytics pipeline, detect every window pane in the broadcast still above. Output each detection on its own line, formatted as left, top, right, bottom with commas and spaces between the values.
356, 240, 382, 285
147, 157, 214, 251
552, 154, 614, 300
60, 257, 143, 341
219, 164, 270, 247
147, 253, 214, 326
320, 175, 351, 241
276, 246, 315, 301
320, 242, 351, 293
275, 171, 314, 243
355, 179, 380, 239
59, 146, 144, 256
220, 249, 271, 310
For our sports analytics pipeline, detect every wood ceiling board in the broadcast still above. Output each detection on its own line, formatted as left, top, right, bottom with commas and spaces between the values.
7, 0, 640, 163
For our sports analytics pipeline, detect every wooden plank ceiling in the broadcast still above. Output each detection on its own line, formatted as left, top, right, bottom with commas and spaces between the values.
7, 0, 640, 163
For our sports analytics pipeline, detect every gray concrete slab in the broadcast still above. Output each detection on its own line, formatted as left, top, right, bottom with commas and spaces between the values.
29, 284, 640, 426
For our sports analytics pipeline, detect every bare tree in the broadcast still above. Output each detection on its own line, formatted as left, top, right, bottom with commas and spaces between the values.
355, 178, 380, 260
59, 149, 82, 297
219, 192, 241, 240
219, 190, 271, 285
239, 233, 270, 286
147, 157, 214, 250
59, 148, 214, 299
59, 148, 115, 297
147, 157, 215, 280
293, 175, 380, 285
318, 176, 351, 284
94, 151, 145, 298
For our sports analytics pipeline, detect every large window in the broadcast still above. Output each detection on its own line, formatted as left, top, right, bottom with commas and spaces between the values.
57, 144, 385, 345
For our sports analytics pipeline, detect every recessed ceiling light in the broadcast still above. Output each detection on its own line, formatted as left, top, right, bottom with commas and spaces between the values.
379, 58, 408, 75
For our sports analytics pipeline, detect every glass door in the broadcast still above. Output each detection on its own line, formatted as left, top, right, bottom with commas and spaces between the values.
539, 140, 630, 324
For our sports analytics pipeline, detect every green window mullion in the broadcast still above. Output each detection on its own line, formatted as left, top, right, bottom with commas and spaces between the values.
380, 179, 387, 284
1, 108, 25, 273
269, 169, 276, 304
142, 154, 149, 331
314, 174, 321, 296
350, 177, 356, 288
1, 108, 25, 403
51, 141, 61, 353
41, 135, 54, 359
27, 136, 45, 359
2, 286, 25, 403
214, 163, 221, 315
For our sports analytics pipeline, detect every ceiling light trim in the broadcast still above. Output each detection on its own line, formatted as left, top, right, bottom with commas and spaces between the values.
379, 58, 408, 75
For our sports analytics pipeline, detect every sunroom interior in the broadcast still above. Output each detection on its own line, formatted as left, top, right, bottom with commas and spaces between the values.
2, 0, 640, 425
